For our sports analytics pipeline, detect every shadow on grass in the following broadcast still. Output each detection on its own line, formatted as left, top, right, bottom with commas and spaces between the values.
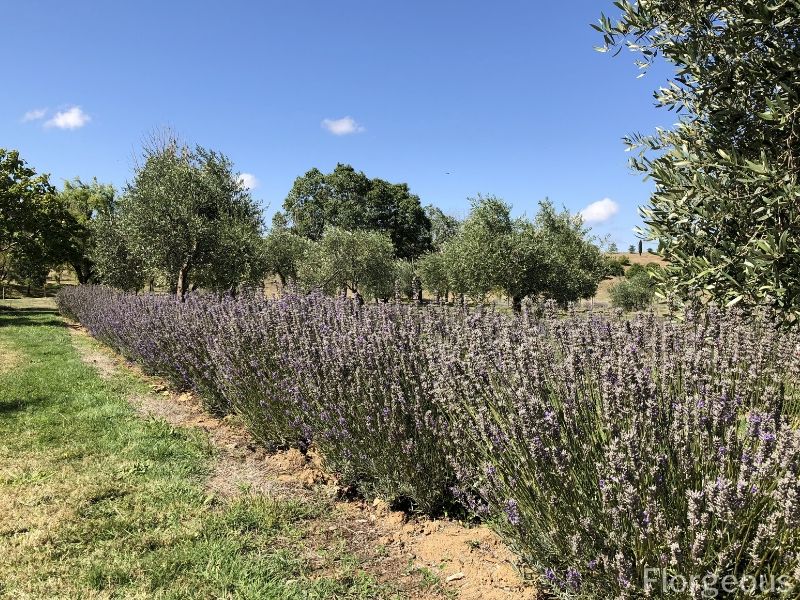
0, 317, 66, 328
0, 307, 65, 328
0, 396, 46, 415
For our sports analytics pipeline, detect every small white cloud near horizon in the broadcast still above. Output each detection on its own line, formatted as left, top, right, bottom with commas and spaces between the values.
22, 108, 47, 122
44, 106, 91, 130
581, 198, 620, 224
239, 173, 259, 190
321, 116, 365, 136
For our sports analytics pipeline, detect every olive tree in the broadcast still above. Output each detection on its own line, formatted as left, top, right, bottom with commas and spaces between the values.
262, 226, 313, 288
435, 197, 604, 310
298, 227, 396, 302
121, 135, 264, 299
536, 201, 606, 306
443, 195, 512, 302
599, 1, 800, 322
424, 205, 460, 250
59, 178, 116, 284
89, 212, 146, 291
417, 251, 450, 302
503, 220, 548, 311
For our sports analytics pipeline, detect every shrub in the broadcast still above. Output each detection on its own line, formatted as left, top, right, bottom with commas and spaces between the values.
625, 263, 647, 279
610, 273, 654, 311
603, 256, 627, 278
436, 307, 800, 598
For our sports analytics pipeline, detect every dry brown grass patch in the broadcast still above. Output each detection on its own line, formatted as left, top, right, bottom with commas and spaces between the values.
0, 341, 23, 375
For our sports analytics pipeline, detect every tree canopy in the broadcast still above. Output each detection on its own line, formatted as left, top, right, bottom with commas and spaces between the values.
298, 227, 396, 302
535, 201, 605, 305
436, 197, 604, 310
59, 178, 116, 284
0, 149, 72, 288
119, 135, 264, 298
89, 209, 146, 292
443, 195, 515, 303
282, 163, 432, 260
599, 0, 800, 322
262, 225, 313, 288
423, 205, 459, 251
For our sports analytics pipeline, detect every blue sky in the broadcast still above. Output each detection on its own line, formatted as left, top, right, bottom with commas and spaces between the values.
1, 0, 674, 248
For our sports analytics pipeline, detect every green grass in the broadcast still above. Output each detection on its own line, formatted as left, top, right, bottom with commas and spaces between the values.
0, 301, 396, 599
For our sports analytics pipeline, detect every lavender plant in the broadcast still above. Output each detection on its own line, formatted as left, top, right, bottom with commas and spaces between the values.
58, 286, 800, 597
435, 305, 800, 598
270, 292, 454, 510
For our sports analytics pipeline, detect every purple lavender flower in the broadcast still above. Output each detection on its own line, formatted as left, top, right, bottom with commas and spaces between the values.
504, 498, 521, 526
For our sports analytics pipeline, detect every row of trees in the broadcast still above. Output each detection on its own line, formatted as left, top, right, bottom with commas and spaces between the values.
7, 1, 799, 320
264, 195, 608, 308
417, 197, 605, 309
0, 139, 265, 299
1, 140, 610, 310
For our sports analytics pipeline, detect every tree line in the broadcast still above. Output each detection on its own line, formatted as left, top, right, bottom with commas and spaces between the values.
0, 135, 614, 309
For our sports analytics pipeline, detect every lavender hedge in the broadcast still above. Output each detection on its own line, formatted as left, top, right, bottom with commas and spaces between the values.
58, 286, 800, 598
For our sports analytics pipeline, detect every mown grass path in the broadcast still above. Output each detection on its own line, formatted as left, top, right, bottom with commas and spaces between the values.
0, 302, 395, 599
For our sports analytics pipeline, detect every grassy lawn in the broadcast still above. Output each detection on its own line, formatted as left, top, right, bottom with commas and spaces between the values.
0, 300, 395, 599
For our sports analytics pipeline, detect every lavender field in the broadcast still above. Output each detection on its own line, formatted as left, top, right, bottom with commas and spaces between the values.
58, 285, 800, 598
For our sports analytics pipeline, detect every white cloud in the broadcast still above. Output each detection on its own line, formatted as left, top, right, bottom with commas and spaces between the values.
238, 172, 259, 190
321, 116, 365, 136
581, 198, 619, 224
22, 108, 47, 122
44, 106, 91, 130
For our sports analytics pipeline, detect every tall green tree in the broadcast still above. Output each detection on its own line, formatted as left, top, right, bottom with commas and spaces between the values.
9, 245, 50, 296
599, 1, 800, 321
0, 149, 73, 289
393, 259, 418, 302
503, 220, 547, 312
417, 251, 450, 303
121, 135, 264, 299
89, 211, 146, 291
443, 195, 513, 302
0, 150, 56, 263
283, 163, 432, 259
1, 151, 45, 254
59, 178, 116, 284
536, 200, 606, 306
424, 205, 460, 251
